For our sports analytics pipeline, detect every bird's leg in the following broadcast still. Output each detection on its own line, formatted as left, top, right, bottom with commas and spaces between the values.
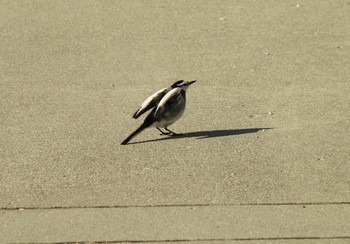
165, 128, 182, 136
156, 127, 171, 135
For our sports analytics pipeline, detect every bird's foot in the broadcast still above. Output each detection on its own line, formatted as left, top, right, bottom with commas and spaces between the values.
169, 132, 183, 136
165, 128, 182, 136
156, 127, 182, 136
156, 127, 171, 135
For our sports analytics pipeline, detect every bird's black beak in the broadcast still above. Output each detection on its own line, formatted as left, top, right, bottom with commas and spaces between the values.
188, 80, 196, 85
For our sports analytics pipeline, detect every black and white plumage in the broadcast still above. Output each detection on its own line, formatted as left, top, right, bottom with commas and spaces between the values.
121, 80, 196, 145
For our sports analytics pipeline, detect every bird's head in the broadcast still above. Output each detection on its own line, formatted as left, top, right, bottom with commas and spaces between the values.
171, 80, 196, 91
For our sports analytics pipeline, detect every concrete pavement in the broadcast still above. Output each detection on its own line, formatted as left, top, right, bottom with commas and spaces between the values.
1, 0, 350, 242
2, 204, 350, 243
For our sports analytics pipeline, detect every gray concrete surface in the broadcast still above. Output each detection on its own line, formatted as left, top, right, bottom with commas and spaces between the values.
1, 0, 350, 243
2, 205, 350, 243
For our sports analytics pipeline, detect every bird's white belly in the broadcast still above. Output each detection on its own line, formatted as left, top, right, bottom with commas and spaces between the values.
151, 95, 186, 128
152, 108, 185, 127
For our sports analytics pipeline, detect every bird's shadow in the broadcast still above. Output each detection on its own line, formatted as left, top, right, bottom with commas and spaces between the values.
127, 128, 272, 145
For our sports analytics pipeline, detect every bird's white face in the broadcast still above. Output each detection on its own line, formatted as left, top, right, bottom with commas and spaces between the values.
177, 80, 196, 91
182, 84, 190, 91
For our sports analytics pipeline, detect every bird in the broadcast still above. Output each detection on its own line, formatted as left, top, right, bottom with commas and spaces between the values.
121, 80, 196, 145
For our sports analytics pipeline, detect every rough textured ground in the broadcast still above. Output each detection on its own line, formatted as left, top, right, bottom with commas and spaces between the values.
1, 0, 350, 243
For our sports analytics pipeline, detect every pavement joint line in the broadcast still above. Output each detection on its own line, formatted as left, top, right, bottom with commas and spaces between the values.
11, 236, 350, 244
2, 201, 350, 211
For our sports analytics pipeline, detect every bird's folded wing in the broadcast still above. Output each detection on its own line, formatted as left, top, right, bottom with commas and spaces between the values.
133, 88, 168, 119
154, 87, 181, 116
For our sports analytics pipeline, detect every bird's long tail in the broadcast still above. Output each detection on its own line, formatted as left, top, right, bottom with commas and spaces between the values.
121, 123, 148, 145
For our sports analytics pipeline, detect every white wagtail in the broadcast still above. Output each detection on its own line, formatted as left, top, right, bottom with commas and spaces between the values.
121, 80, 196, 145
